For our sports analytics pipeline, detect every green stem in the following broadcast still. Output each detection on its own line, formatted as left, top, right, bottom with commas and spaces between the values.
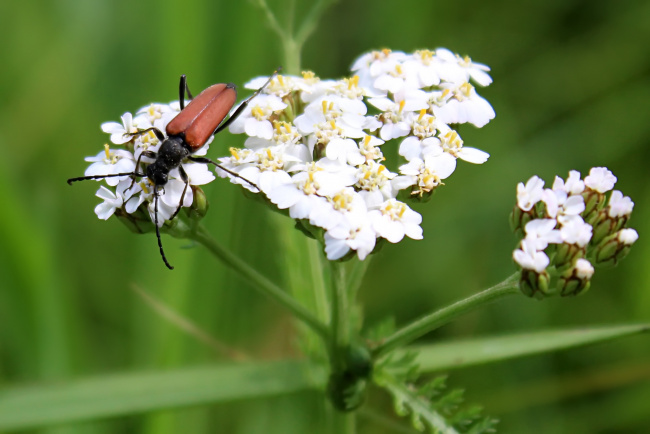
372, 273, 521, 358
254, 0, 337, 75
329, 261, 349, 368
295, 0, 338, 46
282, 38, 301, 76
190, 224, 331, 341
335, 412, 356, 434
309, 241, 330, 323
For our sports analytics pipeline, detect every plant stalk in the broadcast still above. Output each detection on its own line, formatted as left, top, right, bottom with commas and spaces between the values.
190, 224, 331, 341
329, 260, 349, 368
372, 273, 521, 358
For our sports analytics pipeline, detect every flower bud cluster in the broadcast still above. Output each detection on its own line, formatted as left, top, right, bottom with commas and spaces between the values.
219, 48, 494, 260
511, 167, 638, 298
84, 103, 215, 228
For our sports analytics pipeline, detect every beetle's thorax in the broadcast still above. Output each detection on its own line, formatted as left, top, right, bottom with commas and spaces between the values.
146, 135, 191, 186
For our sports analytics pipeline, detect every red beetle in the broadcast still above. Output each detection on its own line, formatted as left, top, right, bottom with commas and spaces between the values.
68, 71, 278, 269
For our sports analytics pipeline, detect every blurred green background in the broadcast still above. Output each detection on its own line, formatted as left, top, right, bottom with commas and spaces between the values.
1, 0, 649, 432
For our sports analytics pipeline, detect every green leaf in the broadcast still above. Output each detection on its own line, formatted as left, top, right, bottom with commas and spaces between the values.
404, 324, 650, 373
375, 369, 497, 434
0, 361, 321, 431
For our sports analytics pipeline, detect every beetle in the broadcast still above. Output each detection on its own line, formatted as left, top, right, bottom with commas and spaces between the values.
68, 70, 279, 269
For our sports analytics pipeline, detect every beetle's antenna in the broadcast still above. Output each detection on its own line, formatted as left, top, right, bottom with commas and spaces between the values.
179, 75, 193, 110
212, 67, 282, 135
67, 172, 145, 185
154, 185, 174, 270
188, 156, 260, 192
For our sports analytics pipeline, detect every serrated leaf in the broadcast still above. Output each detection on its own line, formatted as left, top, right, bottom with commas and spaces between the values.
377, 370, 461, 434
404, 324, 650, 373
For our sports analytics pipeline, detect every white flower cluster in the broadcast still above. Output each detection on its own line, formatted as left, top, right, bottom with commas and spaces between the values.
218, 48, 494, 260
512, 167, 638, 296
85, 104, 216, 225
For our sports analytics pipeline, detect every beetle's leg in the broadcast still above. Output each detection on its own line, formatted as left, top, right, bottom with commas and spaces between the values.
126, 127, 166, 142
153, 185, 174, 270
67, 171, 145, 185
189, 156, 260, 192
179, 75, 194, 110
169, 165, 189, 221
125, 150, 157, 193
212, 67, 281, 135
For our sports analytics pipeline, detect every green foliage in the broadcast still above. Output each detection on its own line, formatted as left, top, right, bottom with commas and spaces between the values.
374, 353, 497, 433
1, 0, 649, 433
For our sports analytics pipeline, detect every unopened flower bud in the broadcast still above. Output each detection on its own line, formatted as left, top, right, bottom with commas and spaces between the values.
594, 228, 638, 267
510, 205, 533, 236
519, 269, 550, 299
187, 186, 209, 220
552, 243, 585, 274
581, 190, 605, 223
590, 212, 616, 245
115, 206, 155, 234
558, 258, 593, 296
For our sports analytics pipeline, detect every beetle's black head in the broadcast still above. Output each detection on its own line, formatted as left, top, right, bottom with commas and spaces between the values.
146, 162, 168, 187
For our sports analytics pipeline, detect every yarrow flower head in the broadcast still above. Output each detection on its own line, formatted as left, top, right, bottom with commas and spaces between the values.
511, 168, 638, 298
71, 48, 495, 264
220, 48, 495, 260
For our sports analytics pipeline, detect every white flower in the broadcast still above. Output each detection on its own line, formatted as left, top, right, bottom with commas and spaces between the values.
435, 48, 493, 87
351, 49, 409, 96
326, 138, 365, 166
84, 145, 136, 187
608, 190, 634, 218
431, 82, 495, 127
552, 170, 585, 195
297, 72, 339, 102
327, 75, 368, 100
324, 218, 377, 261
136, 103, 177, 128
542, 188, 584, 219
368, 94, 428, 141
618, 228, 639, 245
517, 176, 544, 212
269, 181, 327, 221
559, 215, 592, 247
524, 219, 562, 249
358, 135, 385, 163
101, 113, 141, 145
148, 197, 176, 226
399, 154, 457, 196
574, 258, 594, 280
245, 74, 300, 98
159, 177, 194, 210
437, 129, 489, 164
584, 167, 616, 193
369, 199, 423, 243
228, 94, 287, 140
310, 187, 368, 231
355, 161, 401, 208
399, 136, 441, 162
513, 237, 549, 273
407, 50, 441, 88
295, 96, 369, 139
217, 147, 295, 194
94, 185, 124, 220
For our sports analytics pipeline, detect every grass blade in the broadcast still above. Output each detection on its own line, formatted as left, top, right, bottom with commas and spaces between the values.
0, 361, 320, 431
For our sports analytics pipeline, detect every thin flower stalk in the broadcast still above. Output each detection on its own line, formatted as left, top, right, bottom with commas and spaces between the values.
372, 273, 520, 359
